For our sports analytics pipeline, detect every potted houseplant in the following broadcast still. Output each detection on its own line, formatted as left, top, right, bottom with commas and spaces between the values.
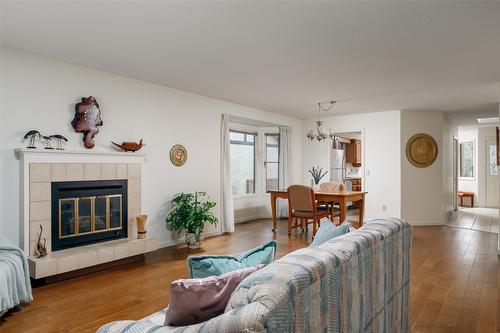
165, 191, 218, 249
308, 166, 328, 191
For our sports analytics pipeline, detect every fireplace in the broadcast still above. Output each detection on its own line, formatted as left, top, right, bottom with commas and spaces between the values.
51, 180, 128, 251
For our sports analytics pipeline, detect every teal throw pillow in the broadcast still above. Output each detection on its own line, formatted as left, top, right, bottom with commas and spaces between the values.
310, 219, 350, 246
187, 240, 277, 278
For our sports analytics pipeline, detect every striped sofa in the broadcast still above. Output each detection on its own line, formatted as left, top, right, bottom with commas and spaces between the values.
97, 218, 411, 333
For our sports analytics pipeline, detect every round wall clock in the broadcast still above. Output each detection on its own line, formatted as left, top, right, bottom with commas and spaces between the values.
406, 133, 438, 168
170, 144, 187, 167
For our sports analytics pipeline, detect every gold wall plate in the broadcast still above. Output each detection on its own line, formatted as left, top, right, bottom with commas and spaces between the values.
170, 144, 187, 167
406, 133, 438, 168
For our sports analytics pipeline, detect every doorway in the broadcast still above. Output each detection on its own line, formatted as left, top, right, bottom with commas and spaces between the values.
328, 130, 364, 221
328, 131, 364, 191
450, 127, 499, 234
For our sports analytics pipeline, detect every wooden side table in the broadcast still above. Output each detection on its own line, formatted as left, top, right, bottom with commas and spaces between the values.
458, 191, 474, 207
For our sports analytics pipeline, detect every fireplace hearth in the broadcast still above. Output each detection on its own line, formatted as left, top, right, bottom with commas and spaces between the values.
16, 150, 156, 280
51, 180, 128, 251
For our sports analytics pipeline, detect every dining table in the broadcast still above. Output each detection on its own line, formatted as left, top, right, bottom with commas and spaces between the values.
268, 189, 367, 231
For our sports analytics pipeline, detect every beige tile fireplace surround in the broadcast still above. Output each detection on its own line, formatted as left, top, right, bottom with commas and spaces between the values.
16, 149, 157, 279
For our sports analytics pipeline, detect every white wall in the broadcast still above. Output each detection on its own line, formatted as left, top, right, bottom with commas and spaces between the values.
0, 48, 302, 248
457, 127, 479, 206
301, 110, 402, 219
401, 110, 445, 225
446, 109, 499, 128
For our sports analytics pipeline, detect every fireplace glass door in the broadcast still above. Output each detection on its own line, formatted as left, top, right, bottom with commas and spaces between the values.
58, 195, 123, 239
52, 179, 127, 251
95, 196, 107, 231
60, 199, 76, 237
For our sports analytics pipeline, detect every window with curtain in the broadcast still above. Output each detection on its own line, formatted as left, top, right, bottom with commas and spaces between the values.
459, 141, 474, 178
265, 133, 280, 191
230, 131, 256, 196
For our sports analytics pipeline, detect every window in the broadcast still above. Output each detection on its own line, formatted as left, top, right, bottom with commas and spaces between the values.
490, 144, 498, 176
230, 131, 256, 196
459, 141, 474, 178
265, 134, 280, 191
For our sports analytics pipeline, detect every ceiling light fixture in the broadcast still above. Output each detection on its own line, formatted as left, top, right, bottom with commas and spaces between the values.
477, 117, 499, 124
306, 101, 336, 142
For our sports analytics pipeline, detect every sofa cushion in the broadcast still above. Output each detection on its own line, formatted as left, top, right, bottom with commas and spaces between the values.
310, 218, 350, 246
188, 240, 277, 278
165, 265, 264, 326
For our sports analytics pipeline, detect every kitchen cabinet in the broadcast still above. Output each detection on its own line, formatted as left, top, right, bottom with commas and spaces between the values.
346, 139, 362, 166
350, 178, 362, 192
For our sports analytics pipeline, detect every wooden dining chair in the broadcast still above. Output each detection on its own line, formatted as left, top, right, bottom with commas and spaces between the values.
287, 185, 329, 237
319, 182, 344, 223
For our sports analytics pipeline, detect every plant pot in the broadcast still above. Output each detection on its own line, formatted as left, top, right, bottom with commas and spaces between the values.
185, 232, 204, 249
313, 184, 321, 192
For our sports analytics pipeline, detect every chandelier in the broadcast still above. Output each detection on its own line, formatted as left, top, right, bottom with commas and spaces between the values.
306, 101, 336, 142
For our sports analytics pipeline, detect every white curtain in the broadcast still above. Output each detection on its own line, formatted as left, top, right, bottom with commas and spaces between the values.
220, 114, 235, 233
278, 125, 292, 217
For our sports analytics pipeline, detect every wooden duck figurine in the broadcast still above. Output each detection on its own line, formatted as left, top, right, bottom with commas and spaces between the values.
111, 139, 144, 152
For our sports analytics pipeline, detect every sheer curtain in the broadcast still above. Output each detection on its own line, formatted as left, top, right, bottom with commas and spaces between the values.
278, 125, 292, 217
220, 114, 235, 233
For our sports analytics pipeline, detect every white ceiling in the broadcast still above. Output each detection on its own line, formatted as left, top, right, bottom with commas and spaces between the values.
446, 107, 500, 128
2, 1, 500, 119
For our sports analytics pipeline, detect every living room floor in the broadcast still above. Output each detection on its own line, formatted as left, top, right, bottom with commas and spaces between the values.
1, 219, 498, 333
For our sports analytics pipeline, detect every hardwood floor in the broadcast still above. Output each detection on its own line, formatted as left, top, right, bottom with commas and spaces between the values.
1, 219, 498, 333
448, 207, 499, 234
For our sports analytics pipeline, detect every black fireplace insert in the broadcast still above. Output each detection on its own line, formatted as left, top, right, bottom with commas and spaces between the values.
51, 179, 128, 251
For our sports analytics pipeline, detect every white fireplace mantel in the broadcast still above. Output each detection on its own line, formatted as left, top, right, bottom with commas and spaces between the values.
15, 148, 146, 163
16, 148, 146, 254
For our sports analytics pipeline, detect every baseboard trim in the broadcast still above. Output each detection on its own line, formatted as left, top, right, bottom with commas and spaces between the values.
156, 230, 223, 249
235, 215, 262, 224
157, 239, 182, 248
31, 254, 145, 286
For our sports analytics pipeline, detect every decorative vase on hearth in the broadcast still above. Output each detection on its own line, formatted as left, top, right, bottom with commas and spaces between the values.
136, 214, 148, 239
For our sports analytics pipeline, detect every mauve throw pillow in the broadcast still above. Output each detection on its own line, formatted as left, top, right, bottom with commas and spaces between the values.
164, 265, 264, 326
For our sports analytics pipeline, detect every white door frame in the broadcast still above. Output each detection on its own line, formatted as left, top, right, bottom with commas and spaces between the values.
453, 137, 459, 211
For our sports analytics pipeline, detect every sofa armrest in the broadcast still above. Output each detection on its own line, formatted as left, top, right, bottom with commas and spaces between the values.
96, 308, 171, 333
97, 303, 269, 333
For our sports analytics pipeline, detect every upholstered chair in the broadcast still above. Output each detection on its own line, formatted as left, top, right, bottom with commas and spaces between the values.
287, 185, 329, 237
